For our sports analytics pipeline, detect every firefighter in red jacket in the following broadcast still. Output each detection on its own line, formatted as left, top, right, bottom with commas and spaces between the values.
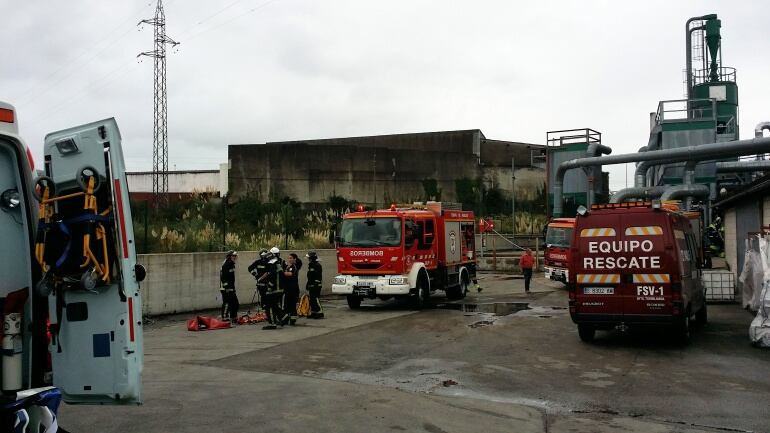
520, 248, 535, 293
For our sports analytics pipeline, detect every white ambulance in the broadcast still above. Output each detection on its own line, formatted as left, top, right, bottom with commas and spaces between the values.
0, 101, 144, 431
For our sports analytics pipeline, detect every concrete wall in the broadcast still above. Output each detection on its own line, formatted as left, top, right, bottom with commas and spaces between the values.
764, 196, 770, 226
138, 249, 337, 316
228, 130, 544, 205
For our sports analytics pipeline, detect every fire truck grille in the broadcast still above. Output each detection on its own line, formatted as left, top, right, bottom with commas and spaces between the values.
351, 263, 383, 270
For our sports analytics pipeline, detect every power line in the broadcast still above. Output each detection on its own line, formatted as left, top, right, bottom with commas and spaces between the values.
183, 0, 281, 43
23, 61, 138, 127
14, 1, 155, 106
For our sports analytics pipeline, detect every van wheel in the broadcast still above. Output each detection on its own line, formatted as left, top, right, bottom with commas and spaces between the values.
676, 314, 691, 345
346, 295, 362, 309
695, 303, 708, 325
412, 275, 429, 309
577, 324, 595, 342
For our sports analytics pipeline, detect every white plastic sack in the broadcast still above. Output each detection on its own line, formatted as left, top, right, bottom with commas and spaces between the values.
749, 235, 770, 348
739, 238, 763, 310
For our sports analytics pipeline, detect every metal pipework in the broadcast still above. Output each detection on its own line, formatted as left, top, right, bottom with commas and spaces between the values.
610, 186, 667, 204
634, 160, 660, 188
686, 14, 718, 101
584, 143, 612, 207
715, 160, 770, 173
660, 184, 710, 201
756, 122, 770, 138
552, 136, 770, 216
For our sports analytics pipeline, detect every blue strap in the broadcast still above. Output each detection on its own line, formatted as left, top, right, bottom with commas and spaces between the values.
55, 221, 71, 268
36, 213, 112, 269
63, 213, 112, 225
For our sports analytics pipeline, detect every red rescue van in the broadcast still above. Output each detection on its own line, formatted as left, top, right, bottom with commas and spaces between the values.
568, 201, 707, 343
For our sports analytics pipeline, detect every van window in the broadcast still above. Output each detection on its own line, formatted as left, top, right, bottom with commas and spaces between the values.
624, 226, 663, 236
685, 232, 700, 269
674, 229, 692, 276
580, 228, 616, 237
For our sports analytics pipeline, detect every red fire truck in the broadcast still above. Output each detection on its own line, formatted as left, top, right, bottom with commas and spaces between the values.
332, 202, 477, 309
544, 218, 575, 283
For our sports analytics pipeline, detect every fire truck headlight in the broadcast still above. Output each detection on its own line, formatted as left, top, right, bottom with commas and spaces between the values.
334, 276, 346, 285
389, 276, 408, 285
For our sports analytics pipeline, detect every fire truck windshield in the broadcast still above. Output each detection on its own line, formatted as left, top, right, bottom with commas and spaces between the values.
340, 217, 401, 247
546, 227, 573, 248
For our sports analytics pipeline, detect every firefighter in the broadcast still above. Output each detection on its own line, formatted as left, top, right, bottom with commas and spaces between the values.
306, 251, 324, 319
262, 250, 289, 330
219, 250, 239, 323
520, 248, 535, 293
282, 253, 301, 325
248, 249, 269, 310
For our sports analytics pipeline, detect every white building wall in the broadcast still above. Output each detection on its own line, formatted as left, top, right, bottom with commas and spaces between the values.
127, 169, 223, 194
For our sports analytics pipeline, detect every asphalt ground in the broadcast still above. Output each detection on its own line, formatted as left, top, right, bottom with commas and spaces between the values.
59, 273, 770, 433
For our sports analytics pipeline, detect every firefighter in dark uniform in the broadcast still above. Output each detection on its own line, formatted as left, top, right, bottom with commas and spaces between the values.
262, 251, 288, 330
219, 250, 239, 322
248, 249, 269, 310
306, 251, 324, 319
282, 253, 301, 325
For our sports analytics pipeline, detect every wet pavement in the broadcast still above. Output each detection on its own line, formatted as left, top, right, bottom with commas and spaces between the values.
59, 273, 770, 432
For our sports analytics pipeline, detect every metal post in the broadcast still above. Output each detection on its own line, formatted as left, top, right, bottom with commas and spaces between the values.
222, 195, 227, 251
143, 200, 149, 253
511, 157, 516, 242
535, 237, 540, 271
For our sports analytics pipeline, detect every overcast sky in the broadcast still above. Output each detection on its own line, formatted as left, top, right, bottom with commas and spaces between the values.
3, 1, 769, 191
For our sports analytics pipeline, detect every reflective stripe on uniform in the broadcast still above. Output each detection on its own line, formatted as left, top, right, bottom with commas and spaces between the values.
632, 274, 670, 283
576, 274, 620, 284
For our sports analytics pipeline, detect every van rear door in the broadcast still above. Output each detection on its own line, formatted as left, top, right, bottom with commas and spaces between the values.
574, 213, 622, 317
620, 217, 673, 317
43, 119, 143, 404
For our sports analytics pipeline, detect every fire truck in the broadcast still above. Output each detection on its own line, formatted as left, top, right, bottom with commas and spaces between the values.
544, 218, 575, 283
332, 202, 477, 309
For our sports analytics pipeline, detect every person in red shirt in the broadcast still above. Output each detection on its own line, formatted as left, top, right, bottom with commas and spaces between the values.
520, 248, 535, 293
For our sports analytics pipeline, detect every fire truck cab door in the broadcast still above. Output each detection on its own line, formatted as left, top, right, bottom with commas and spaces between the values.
44, 119, 143, 405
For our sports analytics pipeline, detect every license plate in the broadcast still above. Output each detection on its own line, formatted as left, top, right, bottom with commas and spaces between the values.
356, 282, 373, 288
354, 287, 372, 296
584, 287, 614, 295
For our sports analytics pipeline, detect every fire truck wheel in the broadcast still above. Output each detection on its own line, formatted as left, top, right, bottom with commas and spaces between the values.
447, 276, 469, 300
459, 275, 469, 299
412, 273, 429, 309
577, 324, 595, 342
346, 295, 362, 309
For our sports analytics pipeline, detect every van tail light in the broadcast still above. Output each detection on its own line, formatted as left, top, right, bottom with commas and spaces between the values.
567, 284, 576, 300
670, 282, 684, 316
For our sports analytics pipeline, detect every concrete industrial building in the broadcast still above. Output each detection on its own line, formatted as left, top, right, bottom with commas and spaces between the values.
228, 129, 545, 206
126, 164, 228, 201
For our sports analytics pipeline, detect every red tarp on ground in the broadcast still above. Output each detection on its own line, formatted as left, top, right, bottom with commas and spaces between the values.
187, 315, 232, 331
237, 311, 267, 325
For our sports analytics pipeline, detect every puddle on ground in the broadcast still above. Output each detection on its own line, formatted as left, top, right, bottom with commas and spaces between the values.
437, 302, 531, 316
